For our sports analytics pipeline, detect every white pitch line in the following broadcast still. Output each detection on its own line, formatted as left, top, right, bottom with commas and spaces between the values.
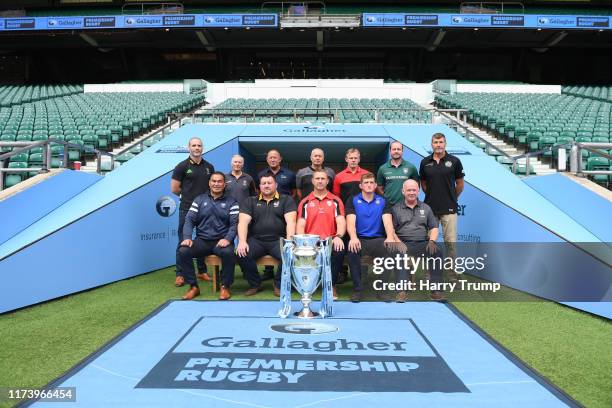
90, 364, 273, 408
291, 393, 369, 408
466, 380, 536, 386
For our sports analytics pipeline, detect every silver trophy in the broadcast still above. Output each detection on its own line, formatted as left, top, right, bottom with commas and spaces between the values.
278, 234, 334, 319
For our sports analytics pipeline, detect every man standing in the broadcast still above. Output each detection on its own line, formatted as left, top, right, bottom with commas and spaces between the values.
376, 141, 419, 205
297, 170, 346, 300
257, 149, 296, 197
236, 173, 297, 296
391, 179, 444, 301
257, 149, 296, 281
177, 172, 239, 301
346, 172, 396, 302
333, 148, 369, 203
225, 154, 257, 205
419, 133, 465, 282
171, 137, 215, 287
296, 148, 335, 200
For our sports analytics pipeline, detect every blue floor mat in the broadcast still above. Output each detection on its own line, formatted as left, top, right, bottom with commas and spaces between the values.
24, 301, 578, 407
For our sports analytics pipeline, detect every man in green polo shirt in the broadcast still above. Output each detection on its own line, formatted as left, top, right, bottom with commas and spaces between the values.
376, 141, 419, 205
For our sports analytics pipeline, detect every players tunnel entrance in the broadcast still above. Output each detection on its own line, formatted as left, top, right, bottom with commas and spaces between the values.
237, 137, 392, 180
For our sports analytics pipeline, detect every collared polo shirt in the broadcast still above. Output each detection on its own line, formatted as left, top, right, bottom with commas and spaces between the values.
172, 157, 215, 211
240, 192, 297, 241
225, 172, 257, 205
419, 152, 465, 215
376, 159, 419, 205
297, 191, 345, 239
345, 193, 391, 238
296, 166, 335, 198
332, 166, 370, 203
391, 200, 437, 242
258, 167, 296, 196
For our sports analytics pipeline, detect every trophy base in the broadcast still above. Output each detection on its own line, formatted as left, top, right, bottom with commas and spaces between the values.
294, 309, 319, 319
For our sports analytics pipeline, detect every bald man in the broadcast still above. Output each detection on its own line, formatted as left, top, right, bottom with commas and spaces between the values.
296, 147, 335, 200
390, 179, 444, 302
171, 137, 215, 286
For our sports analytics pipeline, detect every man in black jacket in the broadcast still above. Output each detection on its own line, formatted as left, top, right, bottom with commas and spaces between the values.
178, 172, 239, 301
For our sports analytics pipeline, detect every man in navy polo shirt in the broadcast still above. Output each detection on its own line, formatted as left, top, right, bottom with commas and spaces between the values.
346, 172, 396, 302
257, 149, 296, 197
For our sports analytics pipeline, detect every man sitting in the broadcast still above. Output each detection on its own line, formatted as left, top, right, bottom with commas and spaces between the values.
346, 172, 396, 302
177, 172, 239, 301
236, 173, 297, 296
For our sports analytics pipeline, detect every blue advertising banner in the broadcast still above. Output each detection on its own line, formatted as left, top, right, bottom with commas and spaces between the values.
0, 13, 278, 32
362, 13, 611, 30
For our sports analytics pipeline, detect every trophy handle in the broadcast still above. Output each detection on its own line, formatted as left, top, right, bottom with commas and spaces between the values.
278, 238, 295, 318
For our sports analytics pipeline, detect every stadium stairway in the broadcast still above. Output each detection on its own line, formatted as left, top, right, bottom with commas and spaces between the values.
466, 123, 556, 175
424, 101, 556, 176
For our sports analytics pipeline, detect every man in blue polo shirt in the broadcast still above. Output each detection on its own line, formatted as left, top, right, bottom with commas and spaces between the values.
346, 172, 396, 302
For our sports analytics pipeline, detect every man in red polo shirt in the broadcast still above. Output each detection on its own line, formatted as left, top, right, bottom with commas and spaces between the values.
297, 169, 346, 300
333, 147, 370, 203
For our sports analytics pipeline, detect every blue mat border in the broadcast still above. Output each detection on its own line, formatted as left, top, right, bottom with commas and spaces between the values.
18, 300, 583, 407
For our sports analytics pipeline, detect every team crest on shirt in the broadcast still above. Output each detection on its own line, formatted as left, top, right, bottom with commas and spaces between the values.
203, 202, 207, 206
273, 201, 279, 207
403, 168, 409, 174
420, 209, 425, 216
221, 203, 226, 208
445, 161, 452, 167
327, 200, 332, 207
357, 199, 362, 204
375, 199, 381, 205
310, 202, 316, 207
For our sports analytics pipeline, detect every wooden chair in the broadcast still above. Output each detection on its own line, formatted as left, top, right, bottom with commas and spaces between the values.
204, 254, 280, 292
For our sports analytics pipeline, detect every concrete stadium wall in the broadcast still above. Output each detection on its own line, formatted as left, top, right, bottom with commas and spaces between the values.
455, 84, 561, 93
84, 83, 185, 93
207, 79, 434, 105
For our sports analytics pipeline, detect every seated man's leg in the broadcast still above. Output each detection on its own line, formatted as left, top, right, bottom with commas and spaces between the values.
414, 241, 443, 284
346, 244, 363, 292
178, 239, 215, 298
213, 243, 237, 290
261, 240, 284, 290
237, 238, 267, 290
330, 247, 345, 286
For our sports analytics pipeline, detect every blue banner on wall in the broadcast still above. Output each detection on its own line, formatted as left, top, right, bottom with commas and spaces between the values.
0, 13, 278, 32
363, 13, 610, 30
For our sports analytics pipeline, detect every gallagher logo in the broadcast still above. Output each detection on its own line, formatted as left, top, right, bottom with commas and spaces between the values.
366, 16, 377, 23
156, 195, 177, 217
204, 16, 216, 23
269, 323, 338, 335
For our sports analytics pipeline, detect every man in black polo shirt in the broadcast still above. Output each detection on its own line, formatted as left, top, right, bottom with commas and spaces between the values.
225, 154, 257, 205
236, 173, 297, 295
171, 137, 215, 287
256, 149, 296, 280
419, 133, 465, 282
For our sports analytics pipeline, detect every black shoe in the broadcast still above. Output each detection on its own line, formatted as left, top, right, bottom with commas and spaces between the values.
350, 290, 362, 303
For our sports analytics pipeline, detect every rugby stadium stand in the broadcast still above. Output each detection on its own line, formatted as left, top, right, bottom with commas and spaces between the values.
1, 89, 204, 188
205, 98, 430, 123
